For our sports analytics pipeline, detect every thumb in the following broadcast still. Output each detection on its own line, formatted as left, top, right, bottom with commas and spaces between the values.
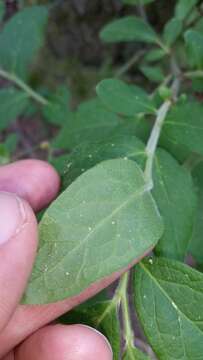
0, 192, 38, 332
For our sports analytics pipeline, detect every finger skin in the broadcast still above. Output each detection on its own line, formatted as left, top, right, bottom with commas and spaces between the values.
2, 352, 14, 360
0, 160, 60, 211
0, 194, 38, 333
0, 248, 152, 358
15, 324, 112, 360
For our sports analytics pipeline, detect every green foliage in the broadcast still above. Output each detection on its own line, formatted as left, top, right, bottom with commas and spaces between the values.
96, 79, 155, 116
152, 149, 197, 260
163, 101, 203, 156
24, 159, 163, 303
0, 0, 5, 22
175, 0, 198, 20
135, 257, 203, 360
100, 16, 158, 44
2, 1, 203, 357
43, 86, 71, 126
0, 88, 29, 130
0, 5, 48, 79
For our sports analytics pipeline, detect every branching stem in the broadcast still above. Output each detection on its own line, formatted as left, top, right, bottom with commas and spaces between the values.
0, 68, 48, 106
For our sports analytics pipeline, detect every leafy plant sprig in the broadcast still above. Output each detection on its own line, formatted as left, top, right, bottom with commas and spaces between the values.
1, 0, 203, 359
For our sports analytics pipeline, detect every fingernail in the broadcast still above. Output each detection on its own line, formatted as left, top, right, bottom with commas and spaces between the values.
0, 192, 27, 245
80, 324, 113, 357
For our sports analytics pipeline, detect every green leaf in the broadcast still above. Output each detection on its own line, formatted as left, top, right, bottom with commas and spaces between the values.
50, 154, 70, 175
122, 0, 154, 5
140, 65, 165, 83
185, 30, 203, 69
100, 16, 158, 44
152, 149, 197, 260
96, 79, 155, 117
0, 0, 5, 22
163, 18, 183, 46
123, 346, 150, 360
144, 49, 166, 63
60, 296, 121, 360
62, 135, 146, 188
0, 5, 48, 79
23, 159, 163, 304
188, 161, 203, 265
175, 0, 198, 20
0, 144, 10, 165
0, 88, 29, 130
135, 257, 203, 360
53, 99, 121, 150
43, 86, 72, 126
163, 101, 203, 156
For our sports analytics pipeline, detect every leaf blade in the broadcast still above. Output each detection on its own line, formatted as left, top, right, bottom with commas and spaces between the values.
24, 159, 163, 304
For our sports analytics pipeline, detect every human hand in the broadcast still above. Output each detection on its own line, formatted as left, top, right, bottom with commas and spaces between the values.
0, 160, 113, 359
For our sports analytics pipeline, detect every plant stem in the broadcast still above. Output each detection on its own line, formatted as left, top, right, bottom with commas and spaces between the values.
116, 50, 145, 77
144, 76, 181, 189
117, 272, 135, 349
0, 68, 48, 106
185, 70, 203, 79
144, 100, 171, 189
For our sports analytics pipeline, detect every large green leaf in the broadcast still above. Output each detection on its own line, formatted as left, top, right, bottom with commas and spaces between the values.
162, 101, 203, 156
188, 161, 203, 265
185, 30, 203, 69
62, 135, 146, 188
23, 159, 163, 304
0, 87, 29, 130
135, 257, 203, 360
0, 5, 48, 79
43, 86, 72, 126
100, 16, 158, 44
175, 0, 198, 20
152, 149, 197, 260
53, 98, 121, 150
96, 79, 155, 117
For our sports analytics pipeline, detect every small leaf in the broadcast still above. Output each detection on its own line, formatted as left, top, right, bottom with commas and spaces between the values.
0, 5, 48, 79
163, 101, 203, 156
188, 161, 203, 265
53, 98, 121, 150
62, 135, 146, 188
152, 149, 197, 260
0, 87, 29, 130
185, 30, 203, 69
144, 49, 166, 63
163, 18, 183, 46
135, 257, 203, 360
140, 65, 165, 83
43, 86, 72, 126
100, 16, 158, 44
96, 79, 155, 116
175, 0, 198, 20
23, 159, 163, 304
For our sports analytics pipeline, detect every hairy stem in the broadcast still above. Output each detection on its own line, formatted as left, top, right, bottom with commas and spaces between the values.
144, 100, 171, 189
144, 76, 181, 189
0, 68, 48, 106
